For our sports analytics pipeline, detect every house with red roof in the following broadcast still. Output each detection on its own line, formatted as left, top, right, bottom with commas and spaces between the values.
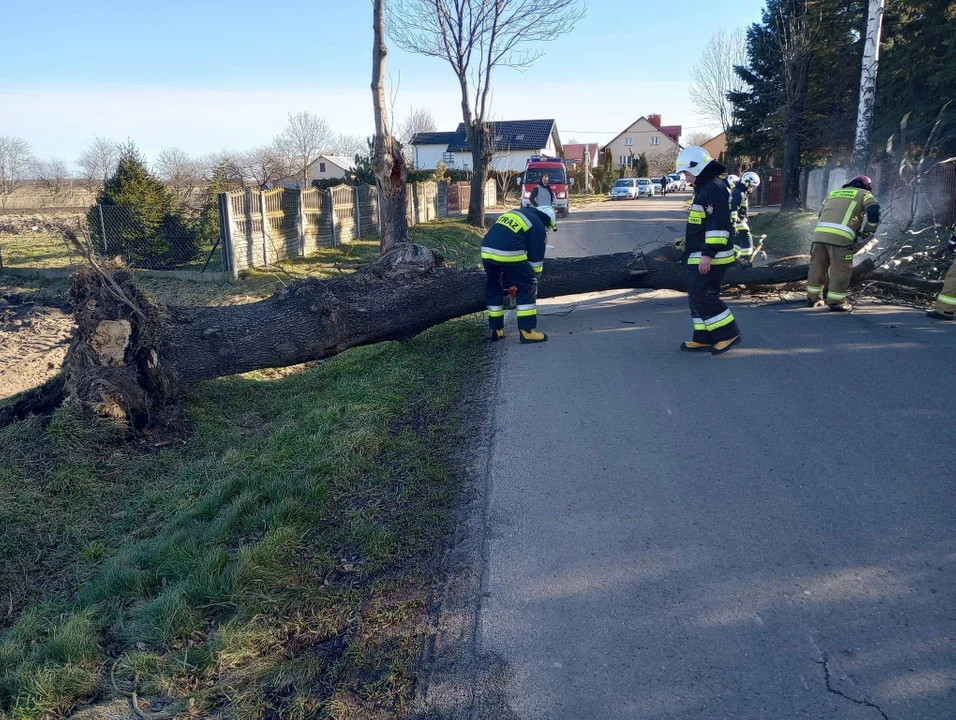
601, 114, 683, 171
563, 143, 600, 168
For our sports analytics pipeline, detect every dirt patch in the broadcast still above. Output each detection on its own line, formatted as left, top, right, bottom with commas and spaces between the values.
0, 299, 74, 400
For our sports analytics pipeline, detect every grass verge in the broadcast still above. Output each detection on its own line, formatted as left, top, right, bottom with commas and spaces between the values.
749, 210, 817, 258
0, 317, 485, 717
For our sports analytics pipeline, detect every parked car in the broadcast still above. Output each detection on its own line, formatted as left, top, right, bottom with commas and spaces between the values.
667, 173, 687, 191
610, 178, 640, 200
651, 178, 664, 194
637, 177, 656, 196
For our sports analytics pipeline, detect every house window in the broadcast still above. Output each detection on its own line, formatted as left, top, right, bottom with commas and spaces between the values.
442, 152, 454, 164
651, 136, 660, 146
319, 162, 327, 173
515, 134, 524, 141
620, 155, 625, 166
625, 137, 633, 147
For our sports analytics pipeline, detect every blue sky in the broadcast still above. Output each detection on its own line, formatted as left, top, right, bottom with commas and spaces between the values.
3, 0, 768, 165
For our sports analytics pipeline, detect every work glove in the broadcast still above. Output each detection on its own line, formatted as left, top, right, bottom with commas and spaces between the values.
674, 237, 686, 254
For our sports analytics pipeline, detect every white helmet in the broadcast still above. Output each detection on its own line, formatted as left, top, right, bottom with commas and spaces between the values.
675, 146, 714, 177
536, 205, 557, 231
726, 174, 740, 187
741, 171, 761, 188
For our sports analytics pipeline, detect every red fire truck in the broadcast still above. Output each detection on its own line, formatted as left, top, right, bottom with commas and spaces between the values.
520, 156, 573, 217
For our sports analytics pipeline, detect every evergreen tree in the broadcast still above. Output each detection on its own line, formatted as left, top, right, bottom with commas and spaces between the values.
196, 163, 227, 253
88, 143, 200, 268
635, 152, 650, 177
874, 0, 956, 156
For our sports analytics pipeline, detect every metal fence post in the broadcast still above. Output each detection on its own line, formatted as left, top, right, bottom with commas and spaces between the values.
98, 204, 108, 253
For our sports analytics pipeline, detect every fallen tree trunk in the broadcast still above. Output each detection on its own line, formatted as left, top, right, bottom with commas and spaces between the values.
865, 269, 944, 293
2, 243, 877, 430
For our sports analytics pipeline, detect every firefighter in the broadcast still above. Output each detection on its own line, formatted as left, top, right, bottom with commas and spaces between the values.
675, 146, 742, 354
927, 227, 956, 321
731, 171, 761, 266
726, 174, 740, 190
807, 175, 880, 312
482, 205, 555, 344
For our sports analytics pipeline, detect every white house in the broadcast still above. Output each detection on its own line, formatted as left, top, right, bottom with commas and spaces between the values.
306, 155, 356, 182
411, 120, 563, 172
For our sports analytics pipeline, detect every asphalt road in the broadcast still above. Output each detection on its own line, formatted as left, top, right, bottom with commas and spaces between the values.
473, 196, 956, 719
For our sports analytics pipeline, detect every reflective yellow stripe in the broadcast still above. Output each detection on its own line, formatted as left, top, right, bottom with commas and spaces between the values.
828, 189, 858, 199
481, 251, 528, 263
516, 309, 537, 317
487, 310, 505, 318
936, 294, 956, 305
496, 211, 531, 233
688, 209, 705, 225
815, 225, 856, 242
704, 310, 734, 330
827, 291, 847, 300
841, 199, 858, 227
806, 285, 823, 293
532, 266, 543, 274
705, 237, 728, 245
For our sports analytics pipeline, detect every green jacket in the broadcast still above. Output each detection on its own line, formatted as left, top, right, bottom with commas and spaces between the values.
814, 187, 880, 247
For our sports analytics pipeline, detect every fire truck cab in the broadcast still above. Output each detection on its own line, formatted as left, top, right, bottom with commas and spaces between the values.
520, 156, 573, 217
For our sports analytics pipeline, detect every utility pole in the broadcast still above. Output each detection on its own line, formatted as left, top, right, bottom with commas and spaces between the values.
852, 0, 886, 173
583, 144, 591, 193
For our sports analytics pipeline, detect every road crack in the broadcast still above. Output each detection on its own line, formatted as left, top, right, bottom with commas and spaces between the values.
815, 654, 889, 720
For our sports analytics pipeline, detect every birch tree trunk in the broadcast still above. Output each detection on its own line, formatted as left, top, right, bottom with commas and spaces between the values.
851, 0, 886, 173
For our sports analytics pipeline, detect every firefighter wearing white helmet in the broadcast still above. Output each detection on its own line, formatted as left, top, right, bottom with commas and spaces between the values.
731, 171, 761, 265
726, 174, 740, 189
675, 146, 741, 354
480, 204, 554, 344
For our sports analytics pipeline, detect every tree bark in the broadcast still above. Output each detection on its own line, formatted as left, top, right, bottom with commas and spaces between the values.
851, 0, 886, 174
370, 0, 409, 254
466, 122, 490, 227
3, 246, 892, 431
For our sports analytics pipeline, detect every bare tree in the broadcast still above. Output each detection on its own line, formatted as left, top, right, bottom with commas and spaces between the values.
236, 145, 290, 190
566, 137, 581, 145
397, 107, 438, 166
0, 136, 33, 203
29, 157, 73, 202
689, 27, 748, 134
77, 137, 120, 187
649, 148, 680, 177
154, 147, 201, 205
371, 0, 409, 253
331, 134, 370, 159
276, 111, 334, 186
684, 130, 714, 147
389, 0, 585, 226
851, 0, 886, 173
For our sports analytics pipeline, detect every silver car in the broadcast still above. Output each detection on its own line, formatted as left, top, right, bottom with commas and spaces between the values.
610, 178, 640, 200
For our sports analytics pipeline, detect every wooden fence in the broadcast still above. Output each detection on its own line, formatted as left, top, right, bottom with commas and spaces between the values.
218, 180, 496, 280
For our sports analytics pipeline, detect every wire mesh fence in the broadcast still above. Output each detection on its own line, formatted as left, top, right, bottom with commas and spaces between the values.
85, 204, 221, 271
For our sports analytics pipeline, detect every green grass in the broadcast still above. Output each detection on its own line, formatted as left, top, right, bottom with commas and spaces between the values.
134, 220, 485, 308
749, 210, 818, 258
0, 234, 83, 269
0, 313, 485, 718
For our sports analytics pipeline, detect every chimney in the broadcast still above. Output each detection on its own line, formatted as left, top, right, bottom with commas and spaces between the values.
648, 114, 662, 128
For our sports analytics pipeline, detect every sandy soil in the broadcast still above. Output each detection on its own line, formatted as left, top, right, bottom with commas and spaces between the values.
0, 299, 73, 400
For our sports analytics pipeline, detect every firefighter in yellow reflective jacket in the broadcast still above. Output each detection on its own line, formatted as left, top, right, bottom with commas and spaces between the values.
482, 205, 555, 344
927, 228, 956, 321
806, 175, 880, 312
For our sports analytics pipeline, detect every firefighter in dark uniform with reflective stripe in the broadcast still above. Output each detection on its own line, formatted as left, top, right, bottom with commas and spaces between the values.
482, 205, 556, 344
675, 146, 741, 354
731, 171, 761, 265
